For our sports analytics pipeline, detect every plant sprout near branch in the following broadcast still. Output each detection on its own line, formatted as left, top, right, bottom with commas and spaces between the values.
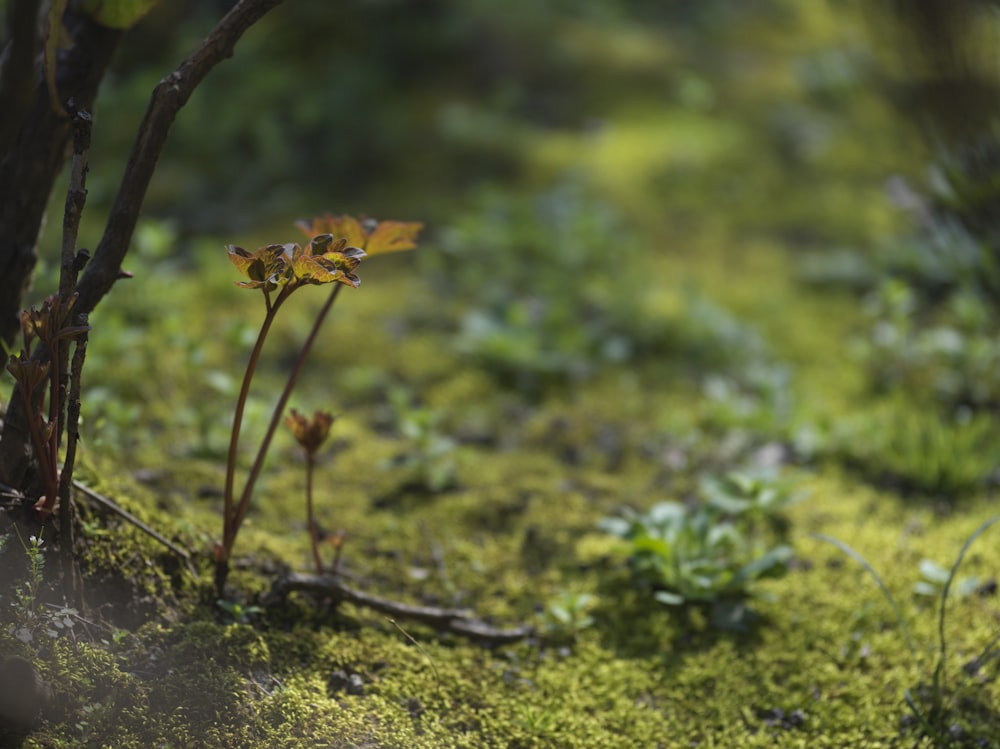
215, 215, 421, 596
6, 294, 90, 517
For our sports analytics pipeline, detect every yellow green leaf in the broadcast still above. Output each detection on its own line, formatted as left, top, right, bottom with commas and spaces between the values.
226, 245, 258, 277
364, 220, 423, 255
292, 254, 344, 286
227, 243, 295, 290
296, 214, 367, 248
80, 0, 161, 29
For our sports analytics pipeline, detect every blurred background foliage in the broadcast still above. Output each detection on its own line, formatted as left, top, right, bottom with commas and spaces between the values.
7, 3, 1000, 743
22, 0, 1000, 502
79, 0, 906, 235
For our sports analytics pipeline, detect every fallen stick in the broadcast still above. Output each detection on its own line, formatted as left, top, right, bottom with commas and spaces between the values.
263, 571, 534, 645
72, 479, 198, 579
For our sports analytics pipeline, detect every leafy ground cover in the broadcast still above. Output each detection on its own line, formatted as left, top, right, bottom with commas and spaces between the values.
3, 2, 1000, 747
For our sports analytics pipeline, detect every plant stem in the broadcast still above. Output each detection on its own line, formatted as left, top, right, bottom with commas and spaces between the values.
18, 381, 52, 507
58, 320, 88, 608
305, 453, 322, 574
931, 514, 1000, 711
44, 338, 61, 508
230, 283, 344, 539
221, 286, 292, 556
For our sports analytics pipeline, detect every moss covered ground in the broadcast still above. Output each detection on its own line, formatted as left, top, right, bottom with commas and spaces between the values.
3, 2, 1000, 747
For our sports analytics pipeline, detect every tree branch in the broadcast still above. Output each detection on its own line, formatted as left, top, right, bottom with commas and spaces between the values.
73, 0, 288, 316
0, 8, 119, 351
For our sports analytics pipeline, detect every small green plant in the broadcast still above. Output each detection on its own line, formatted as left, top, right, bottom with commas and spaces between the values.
817, 517, 1000, 746
9, 528, 46, 644
540, 591, 596, 644
216, 599, 265, 625
700, 469, 804, 523
858, 277, 1000, 413
600, 471, 795, 631
914, 559, 982, 600
832, 406, 1000, 499
6, 528, 79, 648
382, 388, 458, 493
216, 214, 421, 596
512, 701, 561, 741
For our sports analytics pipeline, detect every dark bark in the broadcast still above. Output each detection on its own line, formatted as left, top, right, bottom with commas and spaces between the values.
0, 10, 120, 490
263, 572, 536, 646
0, 9, 121, 350
0, 0, 41, 154
0, 0, 287, 490
74, 0, 288, 317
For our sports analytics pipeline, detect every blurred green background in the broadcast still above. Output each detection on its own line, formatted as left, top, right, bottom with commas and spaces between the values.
42, 0, 1000, 484
73, 0, 915, 236
8, 3, 1000, 745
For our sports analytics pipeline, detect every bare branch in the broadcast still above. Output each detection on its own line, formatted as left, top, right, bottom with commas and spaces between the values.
59, 109, 92, 300
72, 480, 197, 578
263, 572, 536, 646
73, 0, 288, 316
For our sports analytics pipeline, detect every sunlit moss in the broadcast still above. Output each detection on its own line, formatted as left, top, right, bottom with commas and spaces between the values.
8, 2, 1000, 747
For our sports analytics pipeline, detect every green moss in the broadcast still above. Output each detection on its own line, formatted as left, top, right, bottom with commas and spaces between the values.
8, 2, 1000, 747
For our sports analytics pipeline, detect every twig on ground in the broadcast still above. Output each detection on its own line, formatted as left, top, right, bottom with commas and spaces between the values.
263, 572, 535, 646
71, 479, 198, 578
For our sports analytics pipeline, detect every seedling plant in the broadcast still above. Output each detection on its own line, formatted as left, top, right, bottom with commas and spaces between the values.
540, 590, 596, 645
216, 214, 422, 596
6, 297, 90, 519
816, 516, 1000, 746
600, 470, 797, 631
284, 408, 339, 574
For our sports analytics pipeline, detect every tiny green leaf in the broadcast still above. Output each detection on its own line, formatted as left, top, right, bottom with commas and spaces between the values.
918, 559, 951, 585
654, 591, 685, 606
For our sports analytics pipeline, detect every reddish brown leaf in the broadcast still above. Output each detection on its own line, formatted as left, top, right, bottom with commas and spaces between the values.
285, 408, 336, 456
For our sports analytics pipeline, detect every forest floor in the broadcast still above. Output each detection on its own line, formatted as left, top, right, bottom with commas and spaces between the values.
2, 3, 1000, 748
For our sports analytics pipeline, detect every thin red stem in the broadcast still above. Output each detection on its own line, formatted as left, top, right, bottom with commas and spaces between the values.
19, 381, 53, 506
221, 284, 293, 556
44, 340, 61, 505
230, 282, 344, 537
305, 453, 322, 574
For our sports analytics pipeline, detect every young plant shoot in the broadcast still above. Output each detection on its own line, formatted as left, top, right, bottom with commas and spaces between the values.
216, 215, 421, 596
285, 408, 335, 574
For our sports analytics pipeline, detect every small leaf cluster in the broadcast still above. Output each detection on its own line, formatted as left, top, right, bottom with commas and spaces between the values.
228, 235, 365, 293
914, 558, 985, 600
5, 293, 90, 515
540, 591, 596, 644
600, 471, 796, 631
